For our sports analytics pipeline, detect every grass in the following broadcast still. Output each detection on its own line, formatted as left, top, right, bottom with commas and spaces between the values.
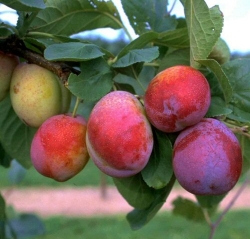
29, 210, 250, 239
0, 160, 114, 188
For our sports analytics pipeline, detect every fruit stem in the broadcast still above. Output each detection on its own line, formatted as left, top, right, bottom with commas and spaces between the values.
72, 97, 81, 118
224, 121, 250, 138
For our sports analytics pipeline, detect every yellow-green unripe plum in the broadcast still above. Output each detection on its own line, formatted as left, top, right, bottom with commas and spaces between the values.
86, 91, 154, 178
0, 51, 19, 102
10, 63, 71, 128
30, 114, 89, 182
144, 65, 211, 133
208, 38, 231, 65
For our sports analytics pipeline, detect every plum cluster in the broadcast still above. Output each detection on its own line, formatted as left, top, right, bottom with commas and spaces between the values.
144, 65, 242, 195
1, 52, 242, 195
86, 65, 242, 195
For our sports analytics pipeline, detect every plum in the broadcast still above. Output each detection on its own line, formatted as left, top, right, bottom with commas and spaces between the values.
10, 63, 71, 128
173, 118, 242, 195
0, 51, 19, 102
86, 91, 153, 178
30, 114, 89, 182
144, 65, 211, 132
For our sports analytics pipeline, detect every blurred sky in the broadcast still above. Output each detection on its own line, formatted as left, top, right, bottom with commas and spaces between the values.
0, 1, 249, 53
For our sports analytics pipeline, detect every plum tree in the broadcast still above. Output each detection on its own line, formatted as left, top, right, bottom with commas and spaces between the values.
86, 91, 153, 178
144, 65, 211, 133
0, 51, 19, 102
30, 114, 89, 182
173, 118, 242, 195
10, 63, 71, 128
1, 1, 250, 238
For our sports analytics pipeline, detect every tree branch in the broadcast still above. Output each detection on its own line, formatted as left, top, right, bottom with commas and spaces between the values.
0, 34, 80, 84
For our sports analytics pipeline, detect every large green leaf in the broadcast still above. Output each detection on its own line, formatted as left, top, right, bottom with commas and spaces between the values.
223, 59, 250, 122
181, 0, 223, 68
30, 0, 122, 35
0, 0, 45, 11
121, 0, 177, 34
44, 42, 104, 61
116, 29, 189, 61
141, 129, 173, 189
113, 174, 154, 209
127, 174, 175, 230
112, 47, 159, 68
156, 28, 189, 48
198, 59, 233, 104
0, 96, 36, 169
68, 58, 113, 101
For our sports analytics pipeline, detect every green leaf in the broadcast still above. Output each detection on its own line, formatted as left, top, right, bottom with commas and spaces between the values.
158, 48, 190, 72
206, 97, 232, 118
113, 174, 154, 209
0, 0, 45, 11
8, 159, 27, 185
30, 0, 122, 35
141, 129, 173, 189
236, 133, 250, 175
121, 0, 177, 34
68, 58, 113, 101
196, 194, 226, 209
0, 25, 15, 38
198, 59, 233, 104
7, 214, 45, 238
127, 174, 175, 230
0, 194, 5, 239
222, 59, 250, 122
112, 47, 159, 68
0, 195, 5, 220
181, 0, 223, 68
0, 95, 37, 169
44, 42, 104, 61
172, 197, 206, 222
0, 143, 12, 168
116, 29, 189, 61
156, 28, 190, 49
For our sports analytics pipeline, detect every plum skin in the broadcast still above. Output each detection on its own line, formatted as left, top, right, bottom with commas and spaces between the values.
30, 114, 89, 182
173, 118, 242, 195
144, 65, 211, 133
86, 91, 154, 178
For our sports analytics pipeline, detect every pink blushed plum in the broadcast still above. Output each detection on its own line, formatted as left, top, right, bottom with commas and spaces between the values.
173, 118, 242, 195
30, 114, 89, 182
86, 91, 154, 178
144, 65, 211, 132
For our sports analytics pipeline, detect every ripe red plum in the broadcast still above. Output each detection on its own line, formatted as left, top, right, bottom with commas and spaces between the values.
173, 118, 242, 195
86, 91, 153, 178
144, 65, 211, 132
30, 114, 89, 182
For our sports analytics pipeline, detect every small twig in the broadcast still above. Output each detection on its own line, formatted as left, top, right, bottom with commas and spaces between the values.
208, 172, 250, 239
167, 0, 177, 15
